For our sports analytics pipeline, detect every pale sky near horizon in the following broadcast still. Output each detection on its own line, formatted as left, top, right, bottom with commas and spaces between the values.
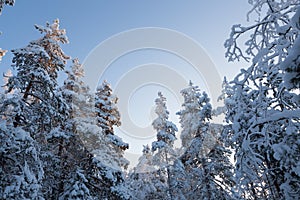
0, 1, 252, 168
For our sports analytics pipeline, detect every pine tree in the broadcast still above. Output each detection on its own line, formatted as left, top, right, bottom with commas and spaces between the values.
6, 19, 69, 133
0, 19, 70, 199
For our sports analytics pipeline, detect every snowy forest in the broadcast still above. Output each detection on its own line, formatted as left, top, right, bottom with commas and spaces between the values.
0, 1, 299, 200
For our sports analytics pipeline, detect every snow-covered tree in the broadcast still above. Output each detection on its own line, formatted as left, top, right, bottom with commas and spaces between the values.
168, 159, 189, 200
176, 81, 203, 149
126, 145, 166, 200
127, 169, 167, 200
5, 19, 69, 133
95, 81, 120, 134
62, 58, 84, 107
152, 92, 178, 152
128, 144, 187, 200
182, 139, 235, 200
95, 80, 128, 151
40, 59, 88, 198
224, 1, 300, 199
60, 58, 96, 145
151, 92, 178, 199
59, 60, 130, 199
59, 168, 92, 200
94, 80, 129, 171
0, 19, 71, 199
134, 145, 155, 174
0, 120, 44, 199
179, 90, 235, 200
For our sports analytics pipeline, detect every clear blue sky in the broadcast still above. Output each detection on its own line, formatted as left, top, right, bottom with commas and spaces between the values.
0, 0, 251, 168
0, 0, 249, 77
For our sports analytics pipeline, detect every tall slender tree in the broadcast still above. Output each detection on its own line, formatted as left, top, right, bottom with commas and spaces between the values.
95, 81, 121, 135
94, 80, 129, 172
176, 81, 202, 149
151, 92, 178, 200
95, 81, 128, 151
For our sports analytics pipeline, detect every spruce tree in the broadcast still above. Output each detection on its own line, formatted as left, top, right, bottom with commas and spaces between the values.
151, 92, 178, 200
177, 81, 202, 149
60, 60, 130, 199
94, 80, 129, 171
95, 80, 129, 151
180, 91, 235, 200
